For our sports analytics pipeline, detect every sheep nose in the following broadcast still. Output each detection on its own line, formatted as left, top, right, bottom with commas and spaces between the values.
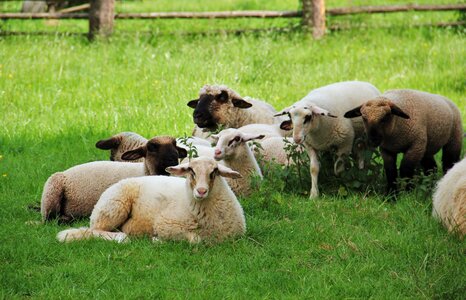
214, 149, 222, 156
294, 137, 302, 144
197, 188, 207, 196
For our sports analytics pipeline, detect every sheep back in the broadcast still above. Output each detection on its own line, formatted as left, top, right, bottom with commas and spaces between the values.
432, 158, 466, 236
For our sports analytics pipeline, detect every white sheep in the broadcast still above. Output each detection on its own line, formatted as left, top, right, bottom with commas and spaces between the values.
276, 81, 381, 198
41, 136, 187, 223
95, 132, 148, 162
432, 157, 466, 237
57, 157, 246, 243
252, 137, 304, 167
211, 128, 264, 196
236, 123, 291, 139
187, 84, 281, 138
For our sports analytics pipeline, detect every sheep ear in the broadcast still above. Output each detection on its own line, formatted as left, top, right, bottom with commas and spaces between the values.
176, 146, 188, 159
95, 136, 120, 150
280, 120, 293, 131
241, 133, 265, 142
121, 147, 146, 161
274, 107, 290, 117
187, 99, 199, 109
166, 163, 190, 176
389, 103, 410, 119
210, 134, 219, 142
217, 164, 242, 179
232, 98, 253, 109
312, 106, 337, 118
344, 106, 363, 118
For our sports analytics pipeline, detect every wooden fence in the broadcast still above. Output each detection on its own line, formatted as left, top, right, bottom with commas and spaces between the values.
0, 1, 465, 40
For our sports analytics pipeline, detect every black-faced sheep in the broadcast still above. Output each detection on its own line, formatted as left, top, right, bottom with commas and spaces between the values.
432, 157, 466, 237
187, 84, 279, 138
57, 157, 246, 243
344, 89, 463, 194
276, 81, 381, 198
41, 136, 187, 223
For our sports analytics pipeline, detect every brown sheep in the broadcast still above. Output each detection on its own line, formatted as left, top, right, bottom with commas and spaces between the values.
344, 89, 463, 194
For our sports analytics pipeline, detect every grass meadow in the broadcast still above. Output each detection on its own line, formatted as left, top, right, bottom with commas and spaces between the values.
1, 0, 465, 298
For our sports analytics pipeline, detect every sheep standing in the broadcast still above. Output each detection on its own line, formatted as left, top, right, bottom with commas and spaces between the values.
57, 157, 246, 243
96, 132, 148, 162
187, 84, 280, 138
344, 89, 463, 194
212, 128, 264, 196
432, 158, 466, 237
276, 81, 381, 198
41, 136, 187, 223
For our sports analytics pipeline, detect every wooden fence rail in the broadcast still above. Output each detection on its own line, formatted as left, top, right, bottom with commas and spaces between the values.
0, 2, 465, 39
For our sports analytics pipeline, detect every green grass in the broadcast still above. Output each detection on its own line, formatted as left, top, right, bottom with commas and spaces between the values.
0, 1, 465, 298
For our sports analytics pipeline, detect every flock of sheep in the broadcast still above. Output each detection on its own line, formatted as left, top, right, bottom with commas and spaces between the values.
40, 81, 466, 243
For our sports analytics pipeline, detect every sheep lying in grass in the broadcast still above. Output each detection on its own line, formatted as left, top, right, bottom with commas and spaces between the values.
41, 136, 187, 223
96, 132, 148, 162
253, 137, 304, 167
212, 128, 264, 196
276, 81, 381, 198
57, 157, 246, 243
432, 158, 466, 237
187, 84, 279, 138
344, 89, 463, 194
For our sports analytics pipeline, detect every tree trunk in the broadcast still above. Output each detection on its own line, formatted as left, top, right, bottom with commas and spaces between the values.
302, 0, 326, 39
88, 0, 114, 40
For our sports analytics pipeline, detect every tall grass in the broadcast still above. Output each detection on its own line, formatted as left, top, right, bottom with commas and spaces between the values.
0, 4, 465, 298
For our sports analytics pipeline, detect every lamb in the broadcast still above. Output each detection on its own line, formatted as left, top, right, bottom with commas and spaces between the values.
56, 157, 246, 244
211, 128, 264, 196
96, 132, 148, 162
187, 84, 280, 138
432, 157, 466, 237
276, 81, 381, 199
344, 89, 463, 194
41, 136, 188, 223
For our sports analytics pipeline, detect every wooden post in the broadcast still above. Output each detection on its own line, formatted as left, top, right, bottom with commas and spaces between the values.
89, 0, 115, 40
302, 0, 326, 39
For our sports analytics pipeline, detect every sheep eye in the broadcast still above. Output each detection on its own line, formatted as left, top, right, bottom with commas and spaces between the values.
304, 115, 312, 124
147, 143, 159, 152
188, 167, 195, 177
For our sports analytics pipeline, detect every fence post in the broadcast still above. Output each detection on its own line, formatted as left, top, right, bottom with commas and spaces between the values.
302, 0, 326, 39
89, 0, 115, 40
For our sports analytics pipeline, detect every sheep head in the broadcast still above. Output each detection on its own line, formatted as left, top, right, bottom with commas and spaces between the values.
121, 136, 188, 175
166, 157, 241, 200
344, 99, 410, 147
276, 104, 337, 145
211, 128, 265, 161
187, 85, 253, 130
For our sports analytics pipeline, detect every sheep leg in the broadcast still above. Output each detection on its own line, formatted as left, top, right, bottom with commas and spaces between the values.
441, 137, 462, 174
380, 148, 398, 195
420, 155, 437, 175
399, 146, 424, 190
308, 148, 320, 199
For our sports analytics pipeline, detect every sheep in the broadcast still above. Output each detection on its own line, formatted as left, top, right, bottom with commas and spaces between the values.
186, 84, 280, 138
432, 157, 466, 237
276, 81, 381, 199
41, 136, 188, 223
344, 89, 463, 194
211, 128, 264, 196
56, 157, 246, 244
252, 137, 304, 167
95, 132, 148, 162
